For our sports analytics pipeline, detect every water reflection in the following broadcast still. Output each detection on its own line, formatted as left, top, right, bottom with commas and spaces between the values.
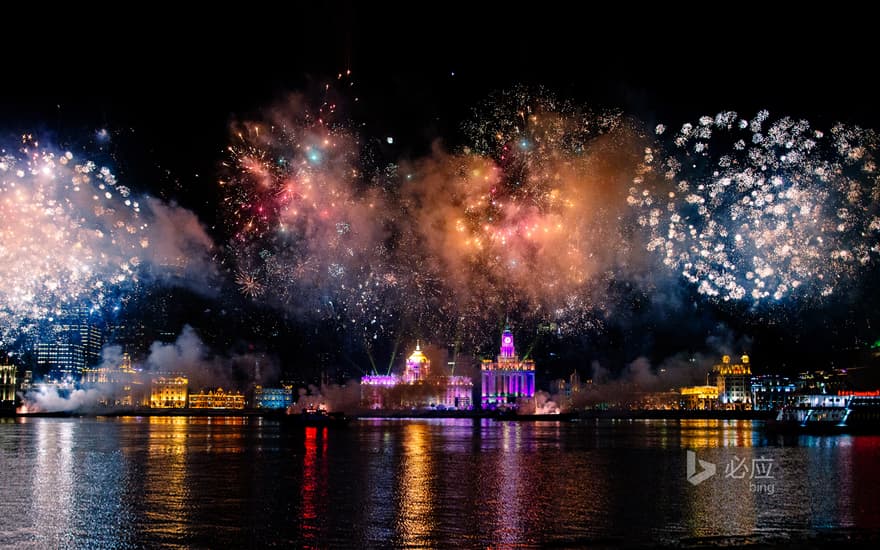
32, 420, 74, 545
359, 422, 397, 544
396, 422, 437, 546
676, 419, 756, 448
1, 417, 879, 547
0, 419, 135, 548
683, 447, 759, 540
141, 416, 191, 543
851, 436, 880, 528
300, 426, 329, 546
491, 423, 526, 546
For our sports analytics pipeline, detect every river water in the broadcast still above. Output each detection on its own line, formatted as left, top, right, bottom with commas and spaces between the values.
1, 417, 878, 548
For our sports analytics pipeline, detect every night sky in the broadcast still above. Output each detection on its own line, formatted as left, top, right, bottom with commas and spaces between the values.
3, 5, 879, 383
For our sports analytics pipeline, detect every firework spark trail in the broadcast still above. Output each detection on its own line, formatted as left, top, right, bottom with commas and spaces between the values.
13, 89, 880, 365
222, 90, 880, 354
630, 111, 880, 305
223, 87, 645, 350
221, 92, 404, 346
0, 137, 143, 344
398, 87, 643, 344
0, 136, 215, 345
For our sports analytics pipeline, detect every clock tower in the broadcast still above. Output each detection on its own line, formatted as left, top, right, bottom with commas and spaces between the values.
481, 324, 536, 408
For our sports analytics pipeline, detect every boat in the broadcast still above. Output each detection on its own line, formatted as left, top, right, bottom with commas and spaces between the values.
284, 403, 351, 427
769, 391, 880, 433
492, 409, 577, 421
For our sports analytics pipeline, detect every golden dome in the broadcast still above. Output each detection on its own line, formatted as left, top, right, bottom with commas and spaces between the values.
408, 341, 428, 364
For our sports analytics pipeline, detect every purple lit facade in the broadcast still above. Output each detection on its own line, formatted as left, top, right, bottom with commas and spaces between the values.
360, 374, 400, 409
481, 327, 535, 407
359, 344, 474, 410
361, 374, 400, 387
442, 375, 473, 409
500, 332, 515, 357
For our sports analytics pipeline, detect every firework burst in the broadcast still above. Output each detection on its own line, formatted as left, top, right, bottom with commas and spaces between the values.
0, 136, 144, 344
630, 111, 880, 305
398, 87, 639, 346
221, 90, 403, 346
0, 135, 216, 346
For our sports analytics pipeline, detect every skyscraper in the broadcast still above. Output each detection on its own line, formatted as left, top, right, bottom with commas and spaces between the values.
481, 326, 536, 407
1, 363, 16, 406
35, 306, 104, 381
35, 341, 84, 382
60, 306, 103, 366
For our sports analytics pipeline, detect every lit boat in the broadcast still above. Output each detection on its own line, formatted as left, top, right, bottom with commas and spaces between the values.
285, 403, 350, 427
770, 391, 880, 433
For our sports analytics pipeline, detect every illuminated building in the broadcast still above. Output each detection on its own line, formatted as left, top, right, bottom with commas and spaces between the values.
680, 385, 720, 410
361, 374, 400, 387
550, 371, 594, 409
440, 376, 473, 409
82, 353, 135, 384
633, 391, 681, 410
81, 353, 140, 407
20, 370, 32, 391
1, 363, 16, 405
481, 327, 535, 408
360, 374, 400, 409
551, 378, 567, 395
106, 319, 149, 358
150, 375, 188, 408
254, 385, 294, 409
403, 342, 429, 383
552, 370, 583, 398
796, 369, 850, 394
751, 374, 797, 411
60, 306, 104, 367
35, 341, 84, 382
709, 355, 753, 409
36, 307, 104, 381
188, 388, 245, 409
359, 342, 475, 410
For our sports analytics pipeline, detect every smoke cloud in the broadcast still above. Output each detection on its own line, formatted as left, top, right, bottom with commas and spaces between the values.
145, 325, 279, 390
138, 198, 219, 294
293, 381, 361, 414
19, 385, 107, 414
19, 325, 280, 413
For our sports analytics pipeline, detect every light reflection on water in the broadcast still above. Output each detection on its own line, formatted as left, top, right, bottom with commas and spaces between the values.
300, 426, 329, 546
0, 417, 878, 548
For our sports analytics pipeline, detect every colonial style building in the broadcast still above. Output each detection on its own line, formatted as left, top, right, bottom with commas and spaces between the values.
481, 327, 535, 408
